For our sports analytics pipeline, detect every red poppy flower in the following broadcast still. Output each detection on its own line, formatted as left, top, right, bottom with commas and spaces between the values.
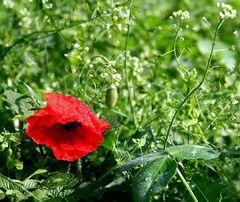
26, 92, 110, 161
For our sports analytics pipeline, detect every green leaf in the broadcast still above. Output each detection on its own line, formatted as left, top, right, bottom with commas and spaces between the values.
0, 174, 13, 190
132, 156, 177, 202
0, 189, 6, 200
116, 152, 165, 171
0, 173, 42, 201
27, 169, 48, 179
4, 90, 35, 116
6, 157, 23, 170
182, 119, 198, 128
101, 130, 117, 150
41, 172, 78, 189
167, 145, 220, 160
45, 197, 67, 202
197, 38, 236, 70
32, 168, 48, 175
190, 174, 226, 202
24, 83, 45, 106
23, 179, 39, 189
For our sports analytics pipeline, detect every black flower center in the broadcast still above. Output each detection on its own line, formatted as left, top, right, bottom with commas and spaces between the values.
62, 121, 82, 132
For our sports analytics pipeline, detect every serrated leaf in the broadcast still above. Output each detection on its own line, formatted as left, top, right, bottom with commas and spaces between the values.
23, 179, 39, 189
4, 90, 35, 116
45, 197, 67, 202
132, 156, 177, 202
41, 172, 78, 189
59, 189, 75, 197
32, 189, 49, 201
167, 145, 220, 160
0, 173, 42, 201
0, 175, 13, 190
116, 152, 165, 171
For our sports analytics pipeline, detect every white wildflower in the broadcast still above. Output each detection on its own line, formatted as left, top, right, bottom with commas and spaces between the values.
106, 24, 111, 30
3, 0, 14, 8
100, 72, 109, 78
113, 15, 118, 20
202, 17, 207, 22
112, 73, 122, 81
172, 10, 190, 20
88, 64, 93, 68
47, 3, 53, 9
119, 11, 128, 19
217, 3, 237, 19
73, 43, 80, 48
117, 24, 122, 31
233, 30, 238, 36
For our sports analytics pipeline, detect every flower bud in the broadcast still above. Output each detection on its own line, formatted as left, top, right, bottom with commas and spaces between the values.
105, 87, 118, 109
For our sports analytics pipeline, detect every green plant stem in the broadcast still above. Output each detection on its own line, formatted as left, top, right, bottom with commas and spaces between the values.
91, 55, 109, 63
88, 87, 103, 106
177, 168, 198, 202
124, 0, 137, 127
163, 20, 224, 150
204, 98, 231, 134
173, 24, 188, 76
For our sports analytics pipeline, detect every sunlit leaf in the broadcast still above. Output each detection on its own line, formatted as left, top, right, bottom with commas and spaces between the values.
23, 179, 38, 189
116, 152, 166, 171
132, 156, 177, 202
167, 145, 220, 160
41, 172, 78, 189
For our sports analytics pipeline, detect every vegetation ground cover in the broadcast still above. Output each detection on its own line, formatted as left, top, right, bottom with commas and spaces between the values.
0, 0, 240, 201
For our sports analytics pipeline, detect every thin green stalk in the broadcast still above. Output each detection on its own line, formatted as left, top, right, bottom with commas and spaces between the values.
88, 87, 103, 106
177, 168, 198, 202
124, 0, 137, 127
173, 24, 189, 76
204, 98, 231, 134
163, 20, 224, 150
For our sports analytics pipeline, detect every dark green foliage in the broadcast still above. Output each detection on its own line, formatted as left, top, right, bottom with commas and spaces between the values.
1, 0, 240, 201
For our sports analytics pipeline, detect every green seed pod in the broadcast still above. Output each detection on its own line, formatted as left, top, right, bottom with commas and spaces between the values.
105, 86, 118, 109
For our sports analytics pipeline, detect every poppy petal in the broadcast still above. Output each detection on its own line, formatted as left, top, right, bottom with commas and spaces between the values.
26, 92, 110, 161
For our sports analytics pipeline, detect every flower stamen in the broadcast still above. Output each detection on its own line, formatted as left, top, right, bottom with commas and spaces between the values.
62, 121, 82, 132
